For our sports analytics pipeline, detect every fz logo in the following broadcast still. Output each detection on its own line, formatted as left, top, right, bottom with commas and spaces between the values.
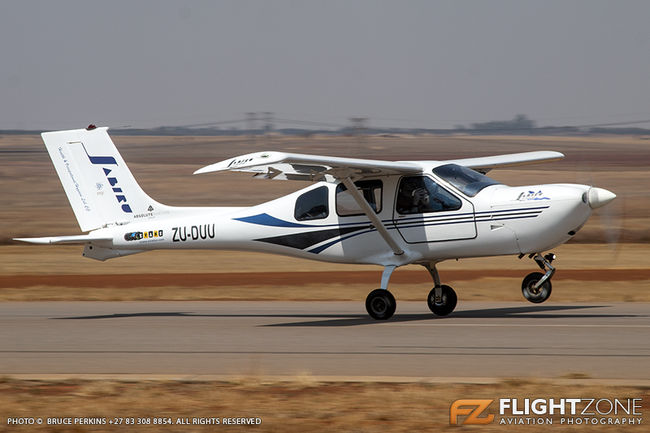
450, 399, 494, 425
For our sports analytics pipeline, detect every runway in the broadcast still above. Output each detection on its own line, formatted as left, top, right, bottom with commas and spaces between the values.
1, 301, 649, 380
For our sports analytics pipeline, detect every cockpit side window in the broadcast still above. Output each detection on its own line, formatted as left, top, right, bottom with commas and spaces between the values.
295, 186, 329, 221
336, 180, 383, 216
396, 176, 461, 215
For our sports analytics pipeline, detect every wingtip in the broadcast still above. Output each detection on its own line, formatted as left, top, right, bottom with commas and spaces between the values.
13, 237, 52, 245
193, 166, 213, 175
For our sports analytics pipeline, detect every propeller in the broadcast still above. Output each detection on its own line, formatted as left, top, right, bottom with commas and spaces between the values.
576, 162, 624, 260
587, 187, 617, 209
594, 191, 624, 261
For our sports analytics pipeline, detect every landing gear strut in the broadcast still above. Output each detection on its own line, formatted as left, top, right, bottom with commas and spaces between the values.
521, 253, 555, 303
424, 263, 457, 316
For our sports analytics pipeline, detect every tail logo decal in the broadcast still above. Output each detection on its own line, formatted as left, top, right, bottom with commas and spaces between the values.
88, 155, 117, 165
83, 144, 133, 214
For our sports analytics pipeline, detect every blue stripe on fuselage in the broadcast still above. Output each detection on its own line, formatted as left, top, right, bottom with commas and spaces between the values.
234, 213, 313, 228
237, 206, 549, 254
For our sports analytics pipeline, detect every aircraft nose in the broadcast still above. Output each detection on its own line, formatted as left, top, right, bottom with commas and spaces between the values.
587, 187, 616, 209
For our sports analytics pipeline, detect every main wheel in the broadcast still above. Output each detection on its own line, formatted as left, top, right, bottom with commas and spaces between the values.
521, 272, 552, 303
365, 289, 396, 320
427, 285, 457, 316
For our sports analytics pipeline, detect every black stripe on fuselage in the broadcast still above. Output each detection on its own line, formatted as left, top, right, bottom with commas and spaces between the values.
255, 225, 369, 250
253, 206, 548, 252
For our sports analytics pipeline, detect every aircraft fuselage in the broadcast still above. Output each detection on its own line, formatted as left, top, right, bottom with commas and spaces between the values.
97, 173, 598, 266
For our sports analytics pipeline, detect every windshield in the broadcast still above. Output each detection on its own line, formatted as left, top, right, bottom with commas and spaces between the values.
432, 163, 501, 197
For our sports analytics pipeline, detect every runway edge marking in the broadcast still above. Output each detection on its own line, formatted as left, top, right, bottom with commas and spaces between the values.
4, 374, 650, 387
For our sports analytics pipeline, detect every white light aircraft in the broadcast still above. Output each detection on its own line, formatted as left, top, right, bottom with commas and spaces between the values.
16, 126, 617, 320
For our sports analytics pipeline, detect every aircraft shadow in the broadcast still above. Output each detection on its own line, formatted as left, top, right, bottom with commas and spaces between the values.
266, 304, 640, 327
53, 312, 363, 320
52, 304, 642, 327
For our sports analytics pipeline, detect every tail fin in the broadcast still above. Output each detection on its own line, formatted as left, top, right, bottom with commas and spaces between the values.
42, 127, 167, 231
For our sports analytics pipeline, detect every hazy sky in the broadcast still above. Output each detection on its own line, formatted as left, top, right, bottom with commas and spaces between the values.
1, 0, 649, 130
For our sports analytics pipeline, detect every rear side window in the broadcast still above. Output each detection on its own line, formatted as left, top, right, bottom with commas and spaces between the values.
295, 186, 329, 221
336, 180, 383, 216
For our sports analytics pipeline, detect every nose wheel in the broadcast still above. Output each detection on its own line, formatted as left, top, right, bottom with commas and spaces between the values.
521, 252, 555, 303
521, 272, 552, 303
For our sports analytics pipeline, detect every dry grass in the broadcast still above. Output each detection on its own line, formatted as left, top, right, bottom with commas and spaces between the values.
0, 377, 648, 432
3, 243, 649, 276
0, 244, 648, 302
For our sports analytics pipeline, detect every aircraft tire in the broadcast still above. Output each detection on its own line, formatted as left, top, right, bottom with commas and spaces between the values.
521, 272, 552, 303
365, 289, 396, 320
427, 285, 457, 316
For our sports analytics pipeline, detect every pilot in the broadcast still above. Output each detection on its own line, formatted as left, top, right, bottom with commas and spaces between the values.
397, 179, 416, 214
398, 177, 431, 214
412, 186, 431, 213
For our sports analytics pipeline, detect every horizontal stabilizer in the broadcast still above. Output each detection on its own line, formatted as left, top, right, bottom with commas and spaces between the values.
13, 234, 112, 245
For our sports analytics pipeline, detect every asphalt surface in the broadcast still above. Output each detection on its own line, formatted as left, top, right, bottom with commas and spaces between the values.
1, 301, 649, 380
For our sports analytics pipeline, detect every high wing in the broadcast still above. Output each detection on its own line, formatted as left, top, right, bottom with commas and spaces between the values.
193, 151, 422, 181
193, 149, 563, 258
195, 151, 421, 256
446, 151, 564, 174
194, 150, 564, 180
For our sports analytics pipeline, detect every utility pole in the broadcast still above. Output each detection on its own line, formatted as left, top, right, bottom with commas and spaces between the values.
262, 111, 274, 147
349, 117, 368, 155
245, 112, 257, 146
